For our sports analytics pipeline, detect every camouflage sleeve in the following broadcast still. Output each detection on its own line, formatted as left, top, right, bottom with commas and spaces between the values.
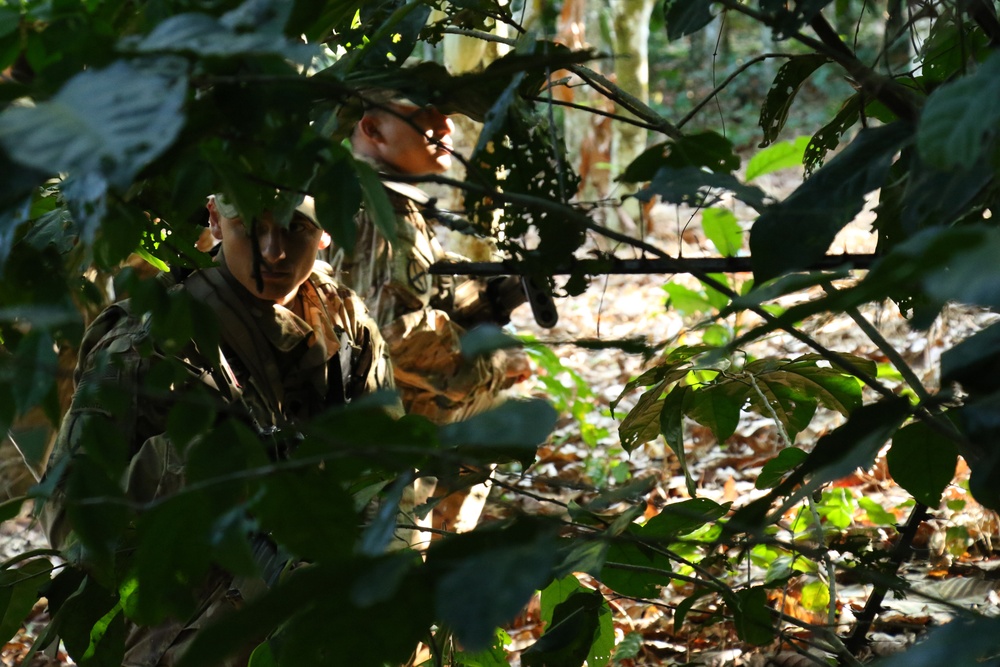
331, 282, 400, 408
41, 304, 145, 548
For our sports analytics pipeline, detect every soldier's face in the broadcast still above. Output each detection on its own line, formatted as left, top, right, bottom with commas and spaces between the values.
366, 103, 454, 175
207, 199, 330, 306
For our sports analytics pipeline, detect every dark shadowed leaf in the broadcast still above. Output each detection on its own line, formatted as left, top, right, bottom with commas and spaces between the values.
942, 321, 1000, 394
461, 324, 522, 358
661, 384, 696, 496
918, 51, 1000, 169
887, 420, 959, 507
804, 94, 861, 175
664, 0, 717, 41
687, 383, 744, 443
619, 380, 667, 452
618, 132, 739, 183
643, 498, 729, 540
522, 588, 611, 667
599, 527, 674, 598
634, 166, 769, 212
0, 558, 52, 645
730, 586, 775, 645
756, 447, 807, 489
440, 398, 556, 467
428, 520, 558, 651
313, 152, 363, 251
750, 122, 913, 282
0, 59, 188, 189
758, 55, 829, 147
878, 616, 1000, 667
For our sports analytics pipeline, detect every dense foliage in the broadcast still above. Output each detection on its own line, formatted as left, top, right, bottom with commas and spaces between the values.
2, 0, 1000, 664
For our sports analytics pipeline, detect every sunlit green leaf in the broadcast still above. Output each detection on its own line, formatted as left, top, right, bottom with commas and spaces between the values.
746, 136, 810, 181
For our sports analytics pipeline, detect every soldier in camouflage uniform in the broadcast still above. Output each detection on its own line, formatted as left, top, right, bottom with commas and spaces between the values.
43, 194, 394, 667
343, 93, 530, 425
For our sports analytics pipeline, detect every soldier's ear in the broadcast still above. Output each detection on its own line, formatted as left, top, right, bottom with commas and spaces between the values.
317, 231, 331, 250
206, 197, 224, 241
359, 115, 382, 143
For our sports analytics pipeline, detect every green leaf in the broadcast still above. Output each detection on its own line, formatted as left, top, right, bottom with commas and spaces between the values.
356, 160, 399, 246
799, 580, 829, 612
859, 497, 897, 526
635, 166, 769, 212
750, 121, 913, 282
0, 558, 51, 645
730, 586, 775, 645
700, 208, 743, 257
618, 132, 739, 183
660, 385, 695, 496
758, 56, 829, 147
918, 51, 1000, 169
124, 6, 317, 62
663, 282, 715, 317
642, 498, 729, 539
687, 383, 744, 443
746, 136, 810, 181
599, 530, 674, 598
313, 152, 363, 252
755, 447, 807, 489
791, 398, 910, 492
942, 321, 1000, 394
804, 94, 861, 175
663, 0, 717, 41
428, 520, 557, 651
252, 468, 359, 563
887, 420, 959, 507
461, 324, 522, 358
0, 59, 188, 189
439, 398, 556, 467
522, 589, 611, 667
0, 496, 24, 524
619, 380, 667, 452
878, 616, 1000, 667
454, 628, 512, 667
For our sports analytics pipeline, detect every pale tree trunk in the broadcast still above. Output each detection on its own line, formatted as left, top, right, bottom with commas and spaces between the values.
610, 0, 656, 229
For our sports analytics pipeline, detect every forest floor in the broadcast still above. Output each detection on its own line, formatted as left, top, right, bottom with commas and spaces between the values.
4, 174, 1000, 666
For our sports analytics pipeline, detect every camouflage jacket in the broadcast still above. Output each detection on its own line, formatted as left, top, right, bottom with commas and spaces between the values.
44, 261, 393, 548
337, 179, 518, 423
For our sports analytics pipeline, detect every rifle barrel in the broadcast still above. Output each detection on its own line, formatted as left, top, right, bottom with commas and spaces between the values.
428, 254, 878, 276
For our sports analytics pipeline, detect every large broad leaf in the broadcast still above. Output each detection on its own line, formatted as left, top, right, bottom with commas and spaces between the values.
745, 136, 810, 182
942, 321, 1000, 395
887, 420, 959, 507
730, 586, 775, 645
618, 132, 739, 183
525, 578, 613, 667
918, 51, 1000, 169
663, 0, 717, 41
619, 380, 668, 452
427, 520, 558, 651
750, 121, 913, 282
879, 616, 1000, 667
687, 382, 745, 443
0, 59, 187, 189
642, 498, 729, 540
439, 398, 556, 468
634, 166, 769, 212
758, 55, 829, 148
251, 468, 359, 563
787, 398, 910, 492
0, 558, 52, 645
122, 3, 316, 62
355, 160, 399, 246
804, 94, 861, 175
313, 151, 363, 252
701, 208, 743, 257
599, 527, 675, 598
661, 385, 695, 496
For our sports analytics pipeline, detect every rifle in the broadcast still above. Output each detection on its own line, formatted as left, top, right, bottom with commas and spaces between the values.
383, 180, 560, 328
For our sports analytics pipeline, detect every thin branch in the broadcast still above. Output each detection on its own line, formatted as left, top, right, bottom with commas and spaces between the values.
677, 53, 800, 129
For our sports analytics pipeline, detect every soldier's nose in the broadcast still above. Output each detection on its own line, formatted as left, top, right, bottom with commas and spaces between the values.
259, 227, 287, 262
